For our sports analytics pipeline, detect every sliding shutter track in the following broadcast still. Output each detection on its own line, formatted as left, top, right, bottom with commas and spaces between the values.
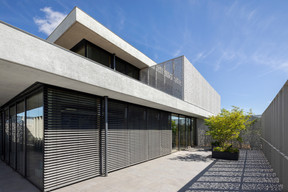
44, 87, 102, 192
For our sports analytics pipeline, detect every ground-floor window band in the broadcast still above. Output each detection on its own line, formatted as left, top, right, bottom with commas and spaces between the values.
0, 83, 198, 191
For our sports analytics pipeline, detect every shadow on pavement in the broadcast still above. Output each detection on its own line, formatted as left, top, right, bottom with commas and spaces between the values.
178, 150, 283, 192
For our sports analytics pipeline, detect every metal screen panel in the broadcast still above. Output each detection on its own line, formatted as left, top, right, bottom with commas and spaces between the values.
147, 109, 161, 159
140, 57, 184, 99
128, 105, 148, 165
261, 82, 288, 191
107, 100, 129, 172
160, 112, 172, 155
44, 87, 102, 191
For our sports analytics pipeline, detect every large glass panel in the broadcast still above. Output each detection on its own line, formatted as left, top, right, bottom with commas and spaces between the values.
4, 109, 9, 163
126, 64, 139, 80
171, 114, 178, 150
186, 118, 191, 147
17, 101, 25, 175
0, 111, 3, 160
10, 105, 16, 169
87, 43, 111, 68
192, 118, 197, 146
179, 115, 186, 149
26, 92, 43, 189
115, 57, 126, 74
70, 40, 86, 57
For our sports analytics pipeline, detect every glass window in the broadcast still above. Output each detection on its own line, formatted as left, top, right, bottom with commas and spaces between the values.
87, 43, 111, 68
17, 101, 25, 175
115, 57, 126, 74
26, 92, 43, 189
186, 118, 191, 147
179, 115, 186, 149
126, 64, 139, 80
0, 111, 3, 160
70, 40, 86, 57
171, 114, 178, 150
4, 109, 9, 163
10, 105, 16, 169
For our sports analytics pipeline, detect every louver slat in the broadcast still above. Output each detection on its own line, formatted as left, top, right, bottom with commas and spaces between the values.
44, 87, 102, 192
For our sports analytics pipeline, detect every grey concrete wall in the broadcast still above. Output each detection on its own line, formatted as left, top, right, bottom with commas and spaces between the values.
196, 118, 211, 147
261, 81, 288, 191
0, 22, 214, 119
183, 56, 221, 115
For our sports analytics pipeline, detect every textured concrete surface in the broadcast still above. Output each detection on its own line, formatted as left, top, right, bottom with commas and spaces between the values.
183, 56, 221, 115
54, 149, 214, 192
0, 22, 214, 118
179, 150, 283, 192
0, 161, 40, 192
47, 7, 156, 68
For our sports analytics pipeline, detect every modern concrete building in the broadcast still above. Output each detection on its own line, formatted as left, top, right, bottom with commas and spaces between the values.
0, 7, 220, 191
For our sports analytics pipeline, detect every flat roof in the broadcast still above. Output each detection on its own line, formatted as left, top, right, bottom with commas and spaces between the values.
47, 7, 156, 69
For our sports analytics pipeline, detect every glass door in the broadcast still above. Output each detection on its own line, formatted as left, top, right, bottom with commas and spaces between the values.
171, 114, 178, 151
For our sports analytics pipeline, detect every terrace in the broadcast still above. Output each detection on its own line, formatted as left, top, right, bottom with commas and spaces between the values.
0, 149, 283, 192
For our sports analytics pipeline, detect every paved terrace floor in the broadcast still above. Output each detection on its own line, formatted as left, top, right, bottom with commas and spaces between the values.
0, 149, 283, 192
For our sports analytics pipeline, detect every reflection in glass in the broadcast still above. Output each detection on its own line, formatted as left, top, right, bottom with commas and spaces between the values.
179, 116, 186, 149
172, 114, 178, 150
4, 109, 9, 163
186, 118, 191, 147
0, 112, 3, 160
10, 105, 16, 169
26, 92, 43, 189
17, 101, 25, 175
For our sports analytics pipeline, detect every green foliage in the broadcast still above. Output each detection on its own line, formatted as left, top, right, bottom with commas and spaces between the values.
205, 106, 254, 152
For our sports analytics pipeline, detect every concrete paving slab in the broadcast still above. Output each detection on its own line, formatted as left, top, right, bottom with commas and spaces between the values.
0, 161, 40, 192
55, 149, 213, 192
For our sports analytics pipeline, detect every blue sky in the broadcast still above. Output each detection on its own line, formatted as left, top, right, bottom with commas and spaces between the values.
1, 0, 287, 115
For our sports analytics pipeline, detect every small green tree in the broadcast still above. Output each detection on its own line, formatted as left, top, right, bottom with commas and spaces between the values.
205, 106, 254, 152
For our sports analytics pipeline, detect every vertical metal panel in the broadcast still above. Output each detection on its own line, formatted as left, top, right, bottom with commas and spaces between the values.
44, 87, 102, 191
140, 57, 184, 100
261, 81, 288, 191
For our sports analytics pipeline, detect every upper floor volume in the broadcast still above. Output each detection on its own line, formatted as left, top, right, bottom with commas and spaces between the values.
47, 7, 220, 115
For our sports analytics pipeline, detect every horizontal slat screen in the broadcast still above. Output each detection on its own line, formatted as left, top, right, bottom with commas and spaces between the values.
44, 87, 102, 192
107, 101, 129, 172
107, 100, 172, 172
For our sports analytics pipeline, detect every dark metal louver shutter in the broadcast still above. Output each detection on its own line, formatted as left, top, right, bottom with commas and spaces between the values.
160, 112, 172, 155
44, 87, 102, 191
128, 105, 148, 165
107, 100, 129, 172
147, 109, 161, 159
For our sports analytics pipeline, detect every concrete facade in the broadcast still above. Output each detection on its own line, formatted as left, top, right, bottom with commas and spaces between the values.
0, 6, 221, 191
183, 56, 221, 115
261, 80, 288, 191
0, 21, 216, 119
47, 7, 156, 69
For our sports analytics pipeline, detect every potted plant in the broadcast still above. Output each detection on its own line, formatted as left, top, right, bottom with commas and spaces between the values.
205, 106, 254, 160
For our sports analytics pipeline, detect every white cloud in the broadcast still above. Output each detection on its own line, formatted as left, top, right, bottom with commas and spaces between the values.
34, 7, 66, 36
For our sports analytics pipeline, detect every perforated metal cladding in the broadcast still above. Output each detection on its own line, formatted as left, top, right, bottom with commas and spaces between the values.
44, 87, 102, 192
140, 57, 184, 99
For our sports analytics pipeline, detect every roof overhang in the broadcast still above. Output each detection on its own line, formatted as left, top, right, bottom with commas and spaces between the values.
47, 7, 156, 69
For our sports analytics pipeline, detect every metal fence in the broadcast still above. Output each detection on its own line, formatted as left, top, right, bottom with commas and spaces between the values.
140, 57, 184, 100
261, 81, 288, 191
